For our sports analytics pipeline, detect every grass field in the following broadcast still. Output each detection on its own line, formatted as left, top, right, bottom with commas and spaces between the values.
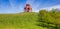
0, 12, 48, 29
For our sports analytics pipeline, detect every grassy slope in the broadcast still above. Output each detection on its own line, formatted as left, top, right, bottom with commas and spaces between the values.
0, 12, 47, 29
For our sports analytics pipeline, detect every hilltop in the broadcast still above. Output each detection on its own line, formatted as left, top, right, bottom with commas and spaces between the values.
0, 12, 47, 29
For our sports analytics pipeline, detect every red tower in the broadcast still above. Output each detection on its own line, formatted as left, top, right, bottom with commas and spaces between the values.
24, 4, 32, 12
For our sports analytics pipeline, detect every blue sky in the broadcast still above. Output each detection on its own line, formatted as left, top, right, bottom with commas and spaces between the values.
0, 0, 60, 13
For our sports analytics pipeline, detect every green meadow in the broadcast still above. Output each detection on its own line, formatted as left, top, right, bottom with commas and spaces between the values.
0, 9, 60, 29
0, 12, 48, 29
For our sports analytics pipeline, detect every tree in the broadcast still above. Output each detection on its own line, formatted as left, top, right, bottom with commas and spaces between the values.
49, 9, 60, 29
38, 9, 60, 29
38, 9, 55, 28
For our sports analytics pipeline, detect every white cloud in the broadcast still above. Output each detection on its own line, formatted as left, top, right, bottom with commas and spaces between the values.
40, 5, 60, 11
32, 5, 60, 12
33, 10, 39, 12
9, 0, 15, 8
26, 0, 35, 6
26, 0, 35, 4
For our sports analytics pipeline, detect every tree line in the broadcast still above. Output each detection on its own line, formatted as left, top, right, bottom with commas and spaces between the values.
38, 9, 60, 29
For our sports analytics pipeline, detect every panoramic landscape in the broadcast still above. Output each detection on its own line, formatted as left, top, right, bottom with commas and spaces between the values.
0, 0, 60, 29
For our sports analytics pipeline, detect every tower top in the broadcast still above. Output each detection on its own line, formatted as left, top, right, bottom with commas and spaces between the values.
26, 4, 30, 6
24, 4, 32, 12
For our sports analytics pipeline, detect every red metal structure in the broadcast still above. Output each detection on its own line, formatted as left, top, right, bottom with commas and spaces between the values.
24, 4, 32, 12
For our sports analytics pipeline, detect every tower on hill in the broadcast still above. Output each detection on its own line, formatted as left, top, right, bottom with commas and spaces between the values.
24, 4, 32, 12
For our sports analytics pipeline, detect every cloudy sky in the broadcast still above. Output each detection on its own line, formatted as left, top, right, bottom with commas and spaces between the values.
0, 0, 60, 13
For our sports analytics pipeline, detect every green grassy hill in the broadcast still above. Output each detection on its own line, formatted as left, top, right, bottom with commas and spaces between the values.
0, 12, 48, 29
